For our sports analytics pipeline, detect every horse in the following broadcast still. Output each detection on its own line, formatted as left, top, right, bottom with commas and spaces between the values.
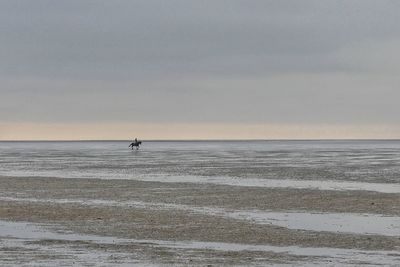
129, 141, 142, 150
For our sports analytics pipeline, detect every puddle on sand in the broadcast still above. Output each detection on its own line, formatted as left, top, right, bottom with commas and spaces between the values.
1, 196, 400, 237
227, 210, 400, 236
146, 240, 400, 266
0, 238, 141, 267
0, 220, 155, 267
4, 173, 400, 193
0, 220, 399, 267
0, 219, 123, 243
131, 175, 400, 194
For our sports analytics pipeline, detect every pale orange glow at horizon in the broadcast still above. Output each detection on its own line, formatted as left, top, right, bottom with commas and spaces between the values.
1, 123, 399, 140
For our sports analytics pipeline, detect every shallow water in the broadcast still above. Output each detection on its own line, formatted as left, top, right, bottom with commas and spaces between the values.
0, 220, 399, 267
1, 140, 400, 185
2, 196, 399, 237
0, 222, 148, 267
126, 175, 400, 193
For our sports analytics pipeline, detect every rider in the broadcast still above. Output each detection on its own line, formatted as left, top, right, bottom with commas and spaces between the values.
129, 138, 140, 150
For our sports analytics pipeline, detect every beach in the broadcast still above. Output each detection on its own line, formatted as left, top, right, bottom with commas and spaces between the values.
3, 1, 400, 265
0, 141, 399, 266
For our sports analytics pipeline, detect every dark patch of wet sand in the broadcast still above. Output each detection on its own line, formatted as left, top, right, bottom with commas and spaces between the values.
1, 176, 399, 265
0, 176, 399, 215
1, 201, 399, 251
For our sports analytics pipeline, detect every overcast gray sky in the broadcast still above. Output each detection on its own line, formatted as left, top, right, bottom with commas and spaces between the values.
1, 0, 400, 139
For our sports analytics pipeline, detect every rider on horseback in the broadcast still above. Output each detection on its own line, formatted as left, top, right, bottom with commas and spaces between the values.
129, 138, 142, 150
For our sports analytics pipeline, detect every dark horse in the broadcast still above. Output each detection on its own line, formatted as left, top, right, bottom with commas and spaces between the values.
129, 140, 142, 150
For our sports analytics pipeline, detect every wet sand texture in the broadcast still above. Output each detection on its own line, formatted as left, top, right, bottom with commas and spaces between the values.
0, 176, 399, 266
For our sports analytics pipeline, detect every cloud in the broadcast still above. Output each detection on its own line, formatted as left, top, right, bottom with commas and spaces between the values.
0, 0, 399, 138
1, 71, 398, 125
1, 0, 400, 79
334, 38, 400, 74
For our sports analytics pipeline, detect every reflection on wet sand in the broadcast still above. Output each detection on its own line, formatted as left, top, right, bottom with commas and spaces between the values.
1, 141, 400, 266
128, 175, 400, 194
1, 196, 399, 236
1, 220, 399, 267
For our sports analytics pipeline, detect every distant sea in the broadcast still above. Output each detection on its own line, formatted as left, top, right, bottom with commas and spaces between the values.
1, 140, 399, 192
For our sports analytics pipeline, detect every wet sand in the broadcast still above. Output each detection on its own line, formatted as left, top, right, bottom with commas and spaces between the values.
0, 176, 399, 266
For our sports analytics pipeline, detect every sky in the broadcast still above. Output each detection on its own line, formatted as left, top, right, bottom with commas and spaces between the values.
1, 0, 400, 140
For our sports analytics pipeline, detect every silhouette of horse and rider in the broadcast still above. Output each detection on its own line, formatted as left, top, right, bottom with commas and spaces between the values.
129, 138, 142, 150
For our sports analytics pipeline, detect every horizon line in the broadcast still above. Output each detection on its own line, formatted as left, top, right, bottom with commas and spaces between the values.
1, 138, 400, 142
